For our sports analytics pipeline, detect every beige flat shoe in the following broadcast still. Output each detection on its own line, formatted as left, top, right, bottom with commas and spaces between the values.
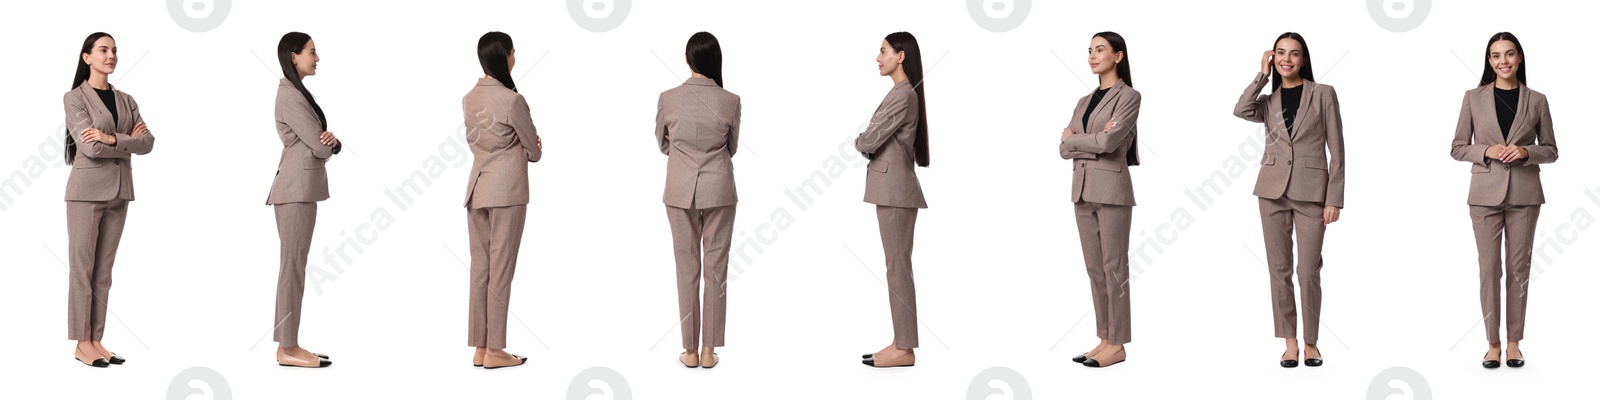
699, 350, 719, 369
482, 352, 526, 369
680, 352, 699, 368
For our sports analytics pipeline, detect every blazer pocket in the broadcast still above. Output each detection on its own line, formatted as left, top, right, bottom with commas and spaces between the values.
1471, 164, 1491, 174
867, 158, 889, 173
1302, 158, 1328, 170
1091, 161, 1123, 172
73, 161, 103, 169
1261, 155, 1276, 166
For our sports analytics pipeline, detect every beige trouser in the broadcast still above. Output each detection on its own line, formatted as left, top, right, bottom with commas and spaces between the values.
1258, 196, 1326, 344
666, 205, 736, 351
1469, 203, 1538, 343
66, 199, 129, 341
876, 205, 919, 349
466, 205, 527, 349
1074, 201, 1132, 345
273, 202, 317, 347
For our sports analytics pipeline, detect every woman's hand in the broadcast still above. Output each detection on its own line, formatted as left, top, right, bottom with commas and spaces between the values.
1103, 119, 1117, 133
1323, 206, 1340, 224
1261, 50, 1274, 76
1498, 144, 1528, 163
319, 131, 338, 147
1060, 127, 1075, 141
80, 128, 116, 145
1484, 144, 1506, 160
131, 123, 149, 137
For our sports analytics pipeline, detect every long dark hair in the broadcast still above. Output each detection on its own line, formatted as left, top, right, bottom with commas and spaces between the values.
885, 32, 930, 167
478, 32, 516, 92
277, 32, 327, 131
1479, 32, 1526, 86
1269, 32, 1314, 91
1093, 31, 1139, 166
66, 32, 115, 165
685, 32, 723, 88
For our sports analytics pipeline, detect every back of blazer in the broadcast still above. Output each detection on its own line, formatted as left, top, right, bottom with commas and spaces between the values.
1449, 83, 1558, 206
267, 79, 342, 204
461, 78, 542, 209
656, 77, 741, 209
63, 82, 155, 202
855, 80, 927, 209
1233, 73, 1346, 208
1060, 80, 1140, 207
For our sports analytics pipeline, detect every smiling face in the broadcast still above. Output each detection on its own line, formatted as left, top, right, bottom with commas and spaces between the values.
292, 39, 319, 78
1087, 36, 1121, 75
1273, 37, 1304, 79
1488, 39, 1520, 83
877, 39, 903, 76
82, 36, 117, 76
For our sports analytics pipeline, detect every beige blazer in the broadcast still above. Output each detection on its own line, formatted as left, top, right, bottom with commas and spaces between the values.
1449, 83, 1558, 206
462, 78, 542, 209
63, 82, 155, 202
1059, 79, 1140, 207
855, 80, 927, 209
1233, 73, 1346, 208
656, 77, 740, 209
267, 79, 342, 204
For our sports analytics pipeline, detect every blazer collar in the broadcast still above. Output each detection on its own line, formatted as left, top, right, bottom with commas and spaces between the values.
1473, 83, 1532, 144
75, 81, 126, 129
1084, 79, 1128, 131
1269, 80, 1317, 138
1505, 83, 1532, 143
685, 76, 718, 86
477, 77, 506, 87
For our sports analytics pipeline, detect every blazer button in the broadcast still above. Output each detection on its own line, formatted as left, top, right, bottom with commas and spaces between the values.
1287, 160, 1293, 165
114, 159, 121, 165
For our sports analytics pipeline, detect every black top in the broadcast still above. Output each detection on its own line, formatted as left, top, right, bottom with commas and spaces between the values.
1494, 86, 1519, 140
1082, 87, 1111, 132
1279, 85, 1302, 136
94, 87, 118, 125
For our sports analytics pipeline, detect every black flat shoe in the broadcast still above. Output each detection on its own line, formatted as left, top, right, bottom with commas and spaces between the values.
862, 354, 872, 359
1507, 358, 1524, 368
76, 356, 109, 368
316, 354, 330, 360
1082, 357, 1123, 368
861, 357, 873, 366
1482, 360, 1500, 369
1304, 358, 1322, 367
1280, 359, 1299, 368
108, 354, 126, 365
1071, 353, 1089, 363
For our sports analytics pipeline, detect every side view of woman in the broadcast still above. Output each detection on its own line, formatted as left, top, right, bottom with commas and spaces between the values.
267, 31, 341, 368
1232, 32, 1345, 369
1059, 31, 1141, 369
62, 31, 156, 368
857, 31, 930, 369
461, 31, 543, 370
656, 32, 741, 369
1449, 32, 1556, 370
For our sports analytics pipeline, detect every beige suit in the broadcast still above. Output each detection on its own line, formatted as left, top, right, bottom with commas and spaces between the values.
1060, 80, 1140, 345
655, 77, 740, 351
62, 82, 155, 341
1233, 72, 1345, 344
1450, 83, 1558, 344
462, 77, 542, 350
268, 79, 343, 347
854, 80, 925, 348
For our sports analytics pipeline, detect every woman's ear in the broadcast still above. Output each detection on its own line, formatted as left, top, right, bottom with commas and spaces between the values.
897, 51, 906, 64
1115, 51, 1124, 64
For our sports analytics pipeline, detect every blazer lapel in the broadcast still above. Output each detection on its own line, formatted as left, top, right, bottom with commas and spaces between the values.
113, 87, 132, 134
1085, 80, 1125, 133
1267, 90, 1288, 141
1506, 83, 1533, 144
1474, 86, 1504, 145
1071, 93, 1090, 134
1287, 81, 1316, 137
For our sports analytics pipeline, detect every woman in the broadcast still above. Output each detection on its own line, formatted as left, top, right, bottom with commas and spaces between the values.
1449, 32, 1555, 370
62, 32, 155, 368
267, 31, 341, 368
656, 32, 741, 369
857, 31, 929, 369
1232, 32, 1345, 368
461, 31, 542, 370
1059, 31, 1141, 369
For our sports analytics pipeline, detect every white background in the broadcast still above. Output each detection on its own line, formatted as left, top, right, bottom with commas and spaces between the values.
0, 0, 1594, 398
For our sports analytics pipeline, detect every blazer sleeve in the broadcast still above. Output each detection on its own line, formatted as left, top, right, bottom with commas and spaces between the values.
1322, 87, 1345, 208
655, 94, 670, 155
1059, 96, 1098, 160
64, 91, 130, 159
1062, 91, 1141, 154
512, 94, 542, 163
727, 97, 741, 157
1449, 92, 1490, 166
1522, 96, 1558, 165
1232, 73, 1271, 123
855, 92, 911, 154
279, 93, 334, 159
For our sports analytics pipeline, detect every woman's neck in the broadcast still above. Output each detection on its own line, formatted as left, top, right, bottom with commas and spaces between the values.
1280, 74, 1304, 89
1098, 73, 1118, 90
87, 73, 110, 90
1494, 77, 1519, 90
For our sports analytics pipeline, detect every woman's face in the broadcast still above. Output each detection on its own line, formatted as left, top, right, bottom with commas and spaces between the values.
293, 39, 319, 77
1273, 38, 1304, 79
507, 47, 517, 71
1087, 36, 1121, 76
877, 39, 903, 77
82, 36, 117, 76
1488, 39, 1520, 83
